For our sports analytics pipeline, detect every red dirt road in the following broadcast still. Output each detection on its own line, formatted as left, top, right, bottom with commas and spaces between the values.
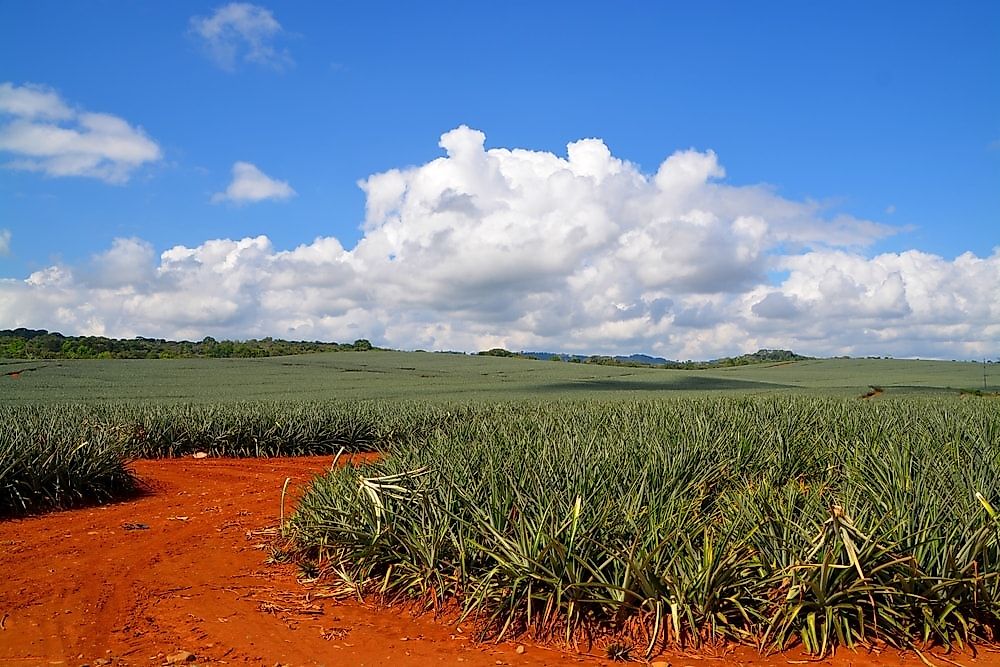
2, 456, 999, 667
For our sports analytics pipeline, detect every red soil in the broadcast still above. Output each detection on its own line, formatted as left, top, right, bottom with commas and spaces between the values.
1, 456, 998, 667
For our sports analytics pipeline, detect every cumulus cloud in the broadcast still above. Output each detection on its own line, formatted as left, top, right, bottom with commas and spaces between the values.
82, 237, 157, 288
211, 161, 295, 204
190, 3, 291, 71
0, 229, 10, 256
1, 126, 996, 359
0, 82, 161, 184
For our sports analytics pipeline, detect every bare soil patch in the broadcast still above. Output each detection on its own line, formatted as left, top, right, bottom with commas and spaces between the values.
3, 364, 45, 379
860, 386, 885, 399
2, 456, 998, 666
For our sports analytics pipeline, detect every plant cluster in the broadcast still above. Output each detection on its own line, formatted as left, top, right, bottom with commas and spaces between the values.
290, 398, 1000, 657
0, 406, 136, 515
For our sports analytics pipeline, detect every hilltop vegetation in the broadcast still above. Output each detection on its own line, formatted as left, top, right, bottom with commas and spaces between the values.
0, 328, 375, 359
490, 347, 810, 368
584, 347, 810, 369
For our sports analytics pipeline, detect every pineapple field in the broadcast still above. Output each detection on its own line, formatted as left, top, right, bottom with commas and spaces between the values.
2, 353, 998, 661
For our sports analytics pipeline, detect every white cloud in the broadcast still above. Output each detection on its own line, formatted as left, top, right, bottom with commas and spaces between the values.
0, 229, 10, 256
0, 82, 161, 184
1, 126, 996, 359
0, 82, 73, 120
212, 161, 295, 204
190, 3, 291, 71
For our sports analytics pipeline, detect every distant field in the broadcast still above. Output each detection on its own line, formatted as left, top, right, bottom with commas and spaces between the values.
0, 351, 992, 403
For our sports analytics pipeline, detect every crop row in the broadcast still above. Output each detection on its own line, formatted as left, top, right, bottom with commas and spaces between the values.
290, 397, 1000, 658
0, 401, 451, 515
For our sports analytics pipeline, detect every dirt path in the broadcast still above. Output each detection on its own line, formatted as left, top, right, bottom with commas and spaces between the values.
2, 457, 998, 667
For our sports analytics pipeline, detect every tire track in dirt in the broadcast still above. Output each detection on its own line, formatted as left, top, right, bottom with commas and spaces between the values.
0, 456, 598, 666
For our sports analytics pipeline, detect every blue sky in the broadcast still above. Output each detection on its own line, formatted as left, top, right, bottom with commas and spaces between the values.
0, 2, 998, 358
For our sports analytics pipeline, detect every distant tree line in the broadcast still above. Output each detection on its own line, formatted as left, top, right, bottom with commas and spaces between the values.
478, 347, 809, 369
0, 329, 376, 360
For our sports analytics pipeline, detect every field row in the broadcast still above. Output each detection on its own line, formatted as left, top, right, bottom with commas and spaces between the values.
0, 402, 434, 515
2, 353, 992, 404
